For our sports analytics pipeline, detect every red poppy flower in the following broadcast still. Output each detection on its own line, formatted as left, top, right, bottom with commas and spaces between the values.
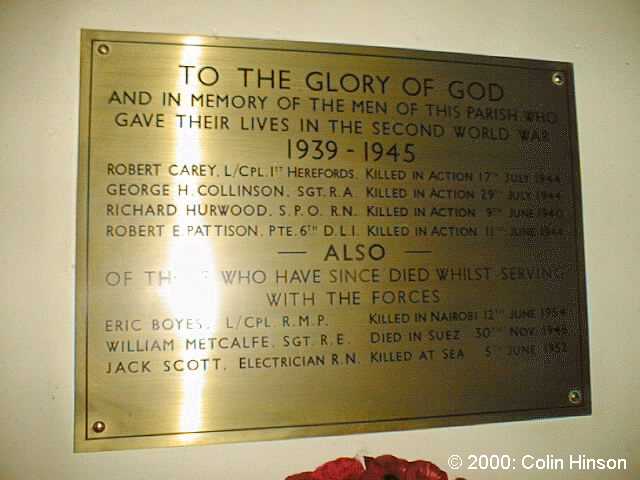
361, 455, 448, 480
286, 457, 365, 480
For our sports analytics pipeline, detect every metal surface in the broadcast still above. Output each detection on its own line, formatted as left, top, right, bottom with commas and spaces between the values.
75, 29, 590, 452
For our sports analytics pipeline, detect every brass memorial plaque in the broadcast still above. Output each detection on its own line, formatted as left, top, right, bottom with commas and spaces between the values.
75, 30, 590, 452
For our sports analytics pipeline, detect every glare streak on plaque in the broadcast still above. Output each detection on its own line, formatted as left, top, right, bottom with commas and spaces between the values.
160, 41, 219, 435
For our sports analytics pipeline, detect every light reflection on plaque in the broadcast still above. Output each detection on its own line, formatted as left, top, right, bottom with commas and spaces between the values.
170, 40, 210, 434
75, 29, 590, 452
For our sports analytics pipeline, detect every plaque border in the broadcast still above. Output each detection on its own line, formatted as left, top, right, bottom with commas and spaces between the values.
75, 29, 591, 452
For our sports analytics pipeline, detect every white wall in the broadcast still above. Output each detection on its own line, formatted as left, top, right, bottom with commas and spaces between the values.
1, 1, 638, 478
